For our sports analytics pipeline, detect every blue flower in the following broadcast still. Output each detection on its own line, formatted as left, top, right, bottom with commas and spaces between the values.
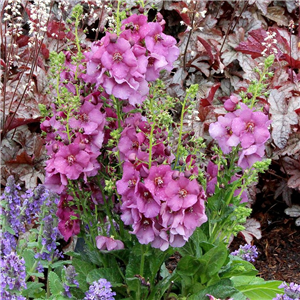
230, 244, 258, 262
273, 282, 300, 299
84, 278, 116, 300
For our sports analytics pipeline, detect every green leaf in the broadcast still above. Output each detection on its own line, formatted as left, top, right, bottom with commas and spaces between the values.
87, 267, 123, 287
51, 260, 72, 269
177, 255, 201, 276
198, 244, 228, 284
22, 249, 36, 273
126, 277, 140, 293
125, 254, 142, 278
22, 282, 45, 298
72, 258, 95, 292
220, 256, 258, 278
188, 278, 238, 300
232, 276, 284, 300
5, 226, 16, 235
48, 271, 64, 296
148, 248, 171, 283
70, 287, 85, 299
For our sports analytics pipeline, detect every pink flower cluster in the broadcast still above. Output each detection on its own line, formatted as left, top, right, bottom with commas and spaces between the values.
209, 98, 271, 169
116, 114, 207, 250
42, 95, 106, 194
82, 14, 179, 106
41, 91, 107, 240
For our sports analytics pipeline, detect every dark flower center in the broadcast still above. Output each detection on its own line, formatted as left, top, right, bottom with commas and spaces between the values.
132, 141, 139, 149
128, 178, 137, 188
226, 126, 232, 136
178, 188, 188, 198
154, 34, 163, 42
67, 155, 76, 165
154, 176, 164, 187
148, 57, 156, 67
246, 121, 255, 133
65, 219, 73, 230
113, 52, 123, 62
79, 113, 89, 122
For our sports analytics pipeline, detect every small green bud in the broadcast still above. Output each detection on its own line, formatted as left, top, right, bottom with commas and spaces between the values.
264, 54, 275, 68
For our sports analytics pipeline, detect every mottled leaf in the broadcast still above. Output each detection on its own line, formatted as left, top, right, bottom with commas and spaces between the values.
265, 6, 289, 26
268, 90, 300, 149
285, 205, 300, 217
239, 218, 262, 244
251, 0, 272, 15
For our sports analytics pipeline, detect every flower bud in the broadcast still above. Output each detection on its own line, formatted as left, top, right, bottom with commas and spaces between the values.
172, 170, 180, 180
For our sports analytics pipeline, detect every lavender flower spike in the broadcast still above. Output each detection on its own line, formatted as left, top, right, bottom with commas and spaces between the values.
273, 282, 300, 300
230, 244, 258, 262
0, 251, 27, 293
84, 278, 116, 300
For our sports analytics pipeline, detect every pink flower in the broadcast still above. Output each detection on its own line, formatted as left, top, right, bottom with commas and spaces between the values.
121, 14, 150, 43
209, 113, 239, 154
224, 95, 240, 112
206, 161, 218, 196
116, 162, 140, 199
58, 210, 80, 241
135, 183, 161, 218
165, 174, 200, 212
52, 144, 94, 180
96, 236, 124, 251
101, 35, 138, 80
118, 127, 147, 161
238, 144, 265, 169
144, 165, 173, 201
145, 22, 179, 70
232, 103, 271, 149
131, 216, 158, 244
69, 101, 105, 135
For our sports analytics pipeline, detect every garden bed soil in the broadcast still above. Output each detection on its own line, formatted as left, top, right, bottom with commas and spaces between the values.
231, 195, 300, 283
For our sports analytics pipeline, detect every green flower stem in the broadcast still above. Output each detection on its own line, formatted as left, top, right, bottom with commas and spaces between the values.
98, 181, 118, 239
115, 0, 121, 36
112, 95, 123, 165
73, 6, 83, 98
148, 122, 155, 168
174, 84, 198, 166
175, 94, 188, 167
25, 230, 46, 281
148, 93, 156, 168
249, 54, 274, 108
140, 244, 145, 277
55, 73, 61, 106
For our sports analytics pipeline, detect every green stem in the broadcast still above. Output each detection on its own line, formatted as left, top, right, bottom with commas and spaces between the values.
98, 182, 118, 238
148, 122, 155, 168
250, 66, 268, 108
140, 244, 145, 277
115, 0, 121, 35
175, 94, 188, 166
